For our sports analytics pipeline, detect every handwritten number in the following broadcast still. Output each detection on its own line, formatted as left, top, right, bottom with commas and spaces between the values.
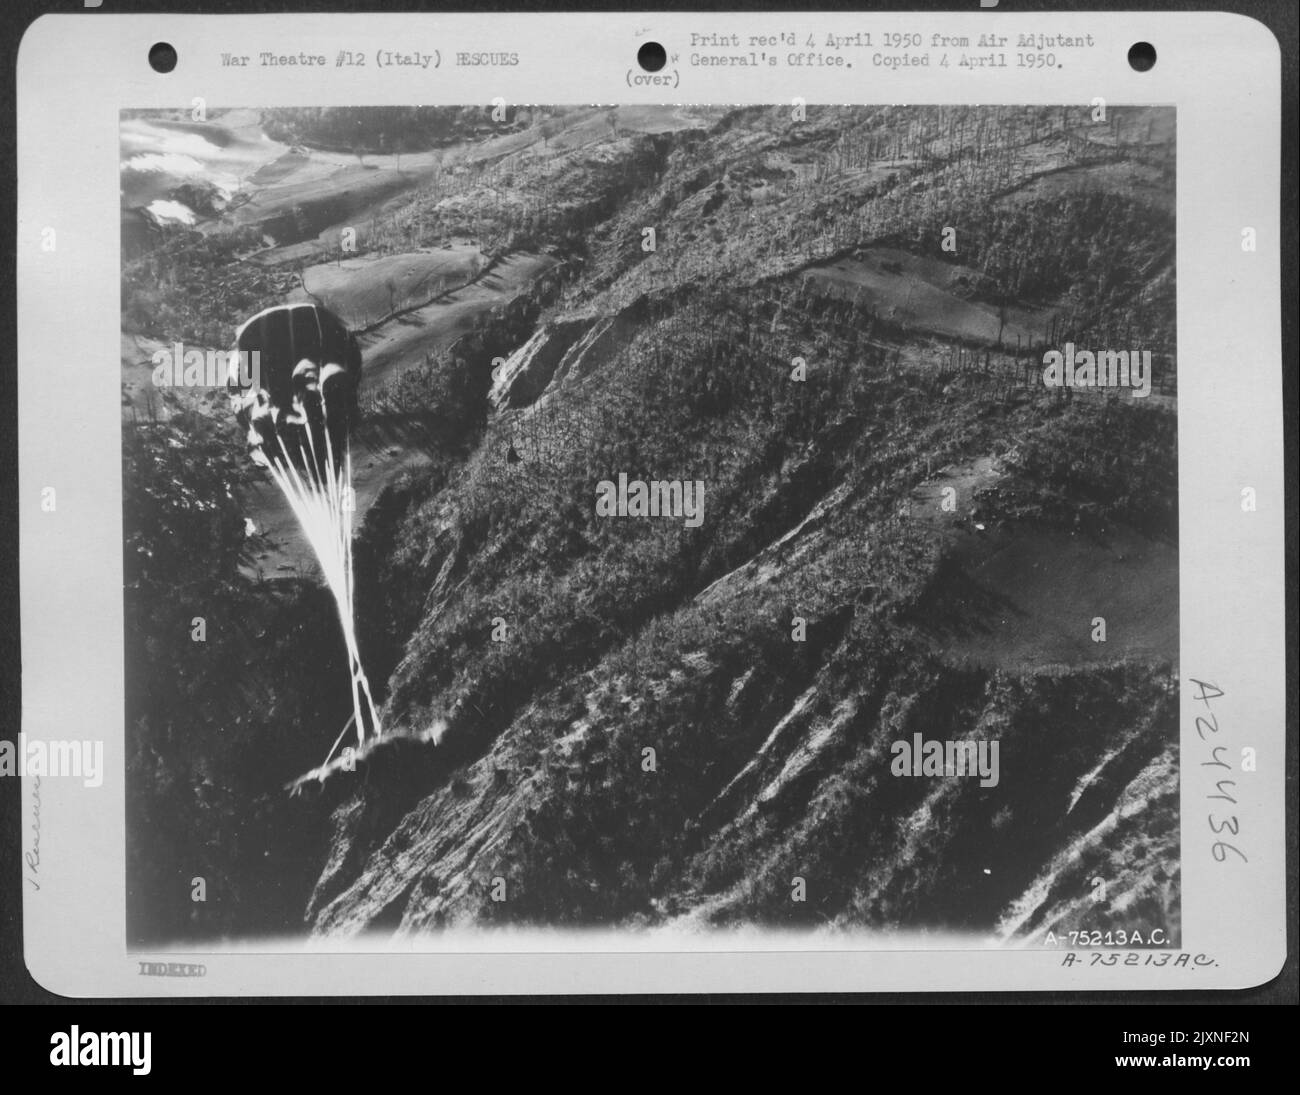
1207, 779, 1238, 804
1189, 678, 1224, 705
1211, 841, 1248, 863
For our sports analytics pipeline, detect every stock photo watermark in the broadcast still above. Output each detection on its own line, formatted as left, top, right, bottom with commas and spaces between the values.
2, 734, 104, 788
891, 733, 1000, 788
152, 343, 261, 391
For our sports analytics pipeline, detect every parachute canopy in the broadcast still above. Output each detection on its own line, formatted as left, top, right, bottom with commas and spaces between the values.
228, 302, 362, 472
229, 301, 383, 756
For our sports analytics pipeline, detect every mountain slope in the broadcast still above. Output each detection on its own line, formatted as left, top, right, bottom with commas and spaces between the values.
303, 105, 1178, 941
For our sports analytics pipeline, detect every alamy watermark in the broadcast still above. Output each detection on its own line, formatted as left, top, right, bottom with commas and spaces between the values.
595, 473, 705, 528
1, 734, 103, 788
890, 733, 1000, 788
152, 342, 260, 390
50, 1028, 151, 1076
1042, 344, 1152, 398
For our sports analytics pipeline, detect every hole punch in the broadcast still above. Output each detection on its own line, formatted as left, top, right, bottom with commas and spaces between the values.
637, 41, 667, 73
1127, 42, 1156, 72
148, 42, 178, 74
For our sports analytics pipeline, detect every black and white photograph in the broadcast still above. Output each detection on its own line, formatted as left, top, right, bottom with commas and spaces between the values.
119, 102, 1181, 948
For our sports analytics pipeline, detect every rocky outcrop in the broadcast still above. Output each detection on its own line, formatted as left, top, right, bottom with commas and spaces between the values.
490, 304, 644, 411
488, 320, 588, 410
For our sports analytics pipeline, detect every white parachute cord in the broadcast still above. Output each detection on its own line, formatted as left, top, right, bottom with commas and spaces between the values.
262, 416, 384, 766
339, 441, 383, 740
320, 412, 367, 745
319, 409, 383, 745
306, 429, 371, 751
320, 713, 356, 771
271, 434, 367, 752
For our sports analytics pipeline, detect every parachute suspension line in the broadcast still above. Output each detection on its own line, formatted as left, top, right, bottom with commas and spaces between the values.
260, 413, 383, 766
322, 417, 383, 749
258, 440, 361, 746
339, 440, 381, 740
321, 713, 356, 772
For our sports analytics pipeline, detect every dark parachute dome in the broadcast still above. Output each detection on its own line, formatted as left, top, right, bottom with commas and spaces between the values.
229, 302, 362, 471
230, 301, 362, 417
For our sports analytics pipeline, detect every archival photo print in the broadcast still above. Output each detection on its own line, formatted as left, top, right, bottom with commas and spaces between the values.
119, 103, 1178, 949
